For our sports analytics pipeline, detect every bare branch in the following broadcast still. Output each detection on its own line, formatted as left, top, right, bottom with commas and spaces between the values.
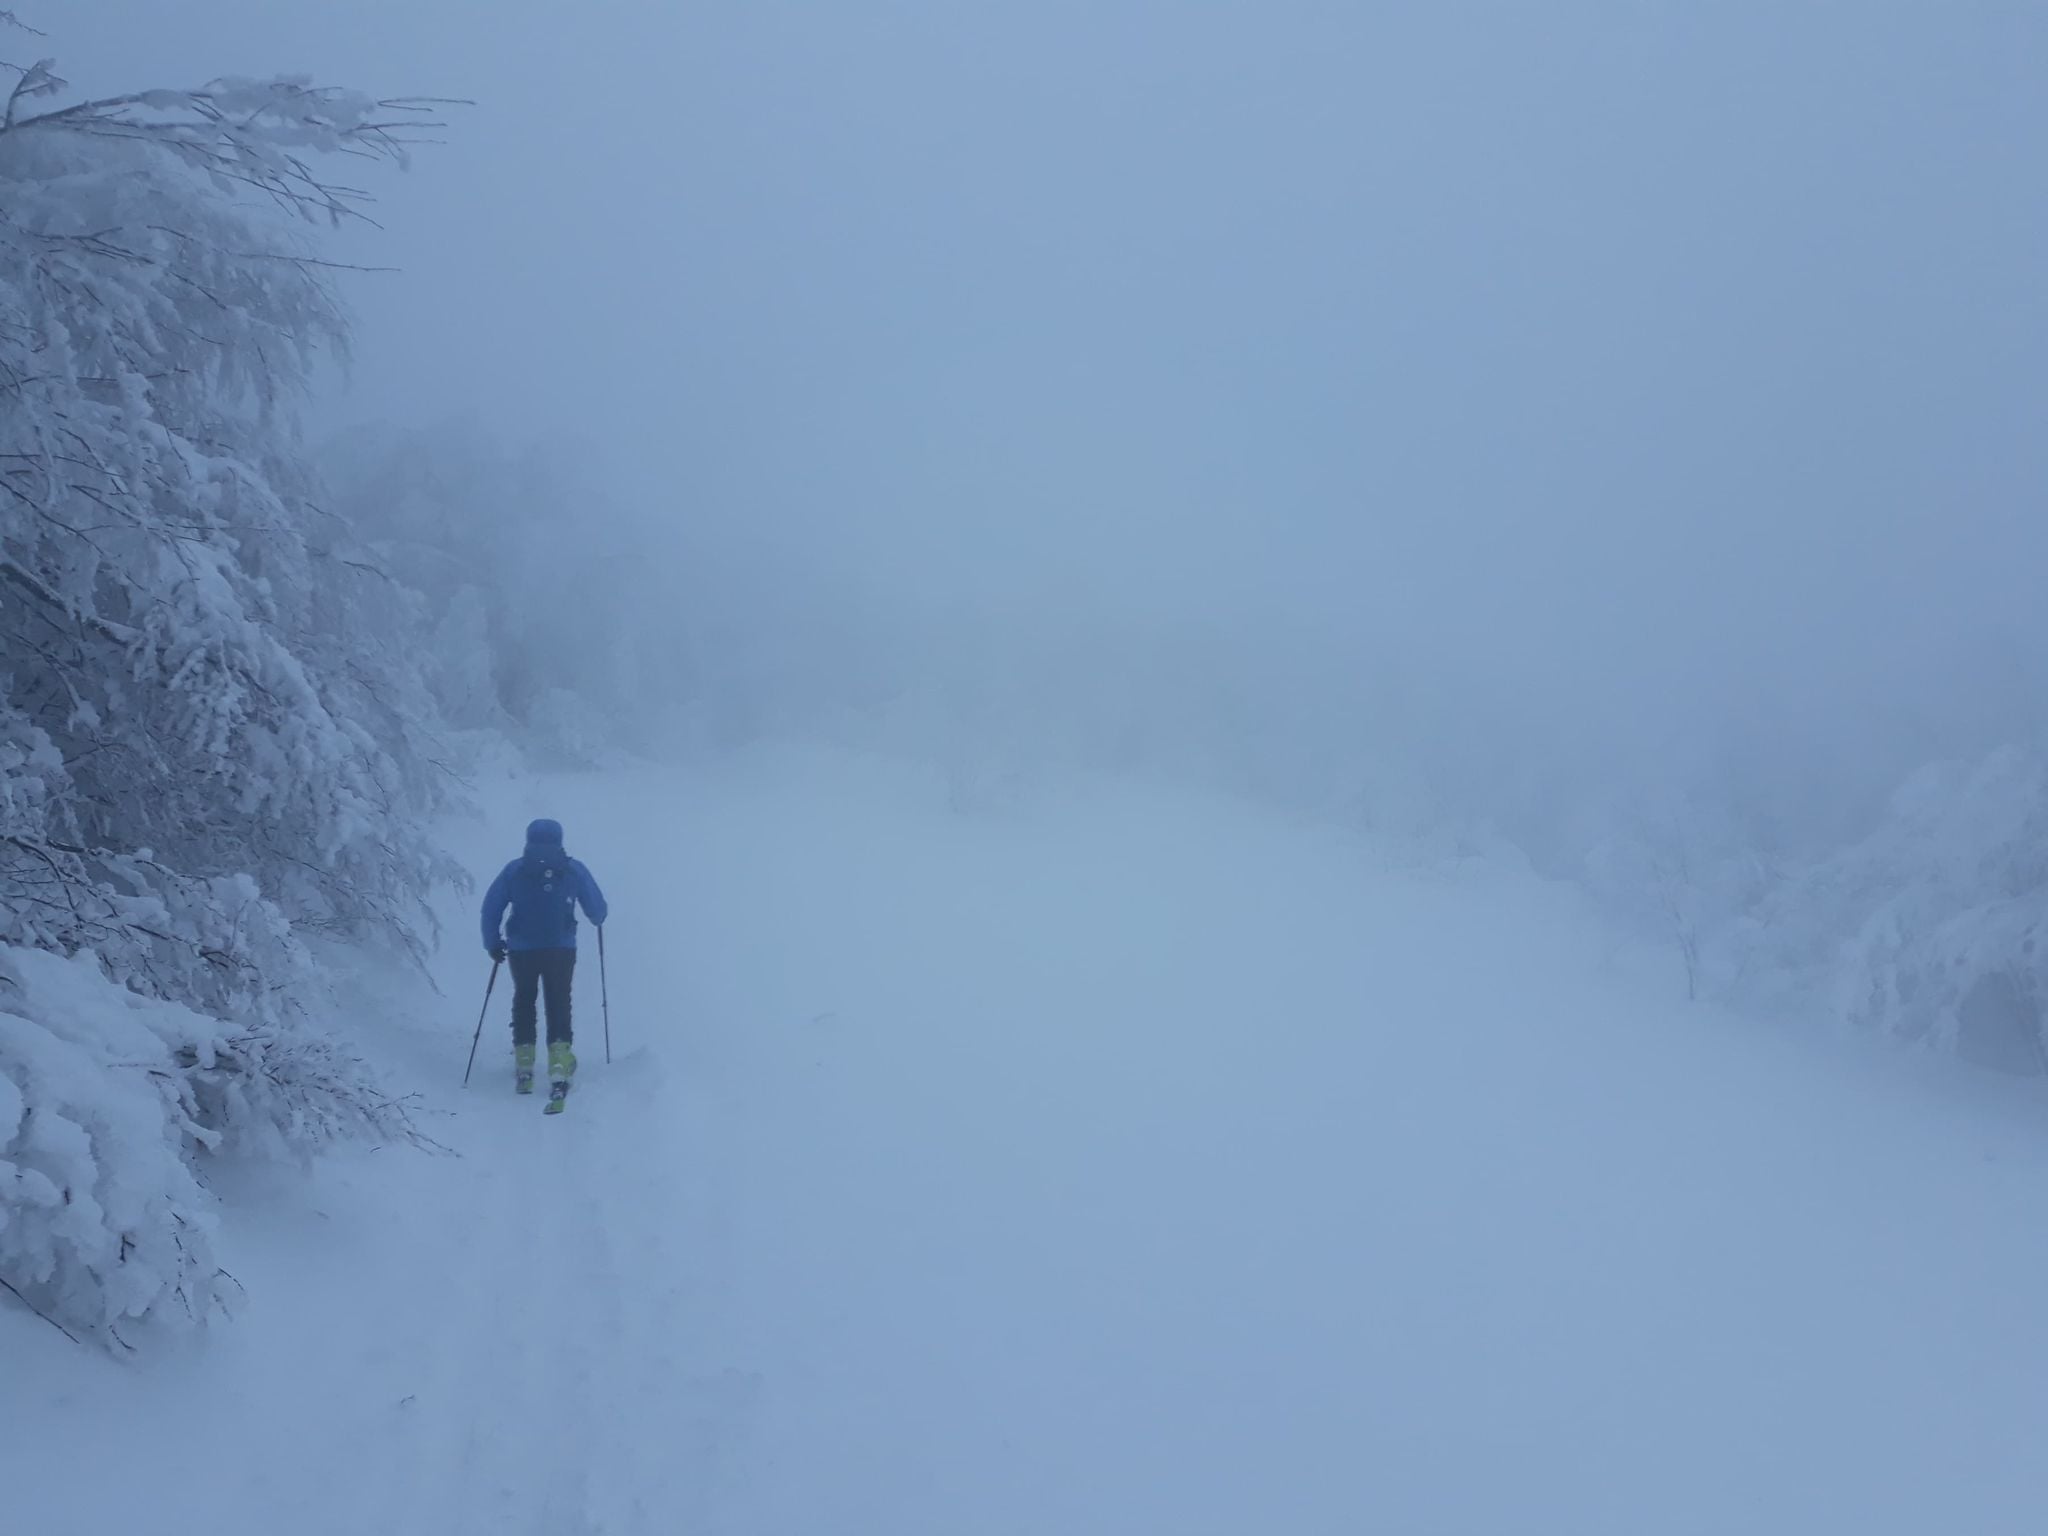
0, 1276, 82, 1346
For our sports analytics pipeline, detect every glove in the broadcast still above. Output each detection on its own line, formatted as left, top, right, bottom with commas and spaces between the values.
489, 943, 507, 964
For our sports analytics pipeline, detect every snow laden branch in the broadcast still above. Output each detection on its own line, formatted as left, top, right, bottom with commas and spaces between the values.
0, 72, 455, 222
0, 53, 461, 1345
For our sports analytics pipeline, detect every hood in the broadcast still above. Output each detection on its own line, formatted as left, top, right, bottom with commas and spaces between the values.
522, 818, 567, 861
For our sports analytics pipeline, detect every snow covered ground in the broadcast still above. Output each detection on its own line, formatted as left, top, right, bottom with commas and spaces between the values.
11, 748, 2048, 1534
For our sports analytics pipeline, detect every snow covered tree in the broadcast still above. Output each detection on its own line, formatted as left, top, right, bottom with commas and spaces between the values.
319, 420, 665, 763
1736, 748, 2048, 1072
0, 26, 458, 1342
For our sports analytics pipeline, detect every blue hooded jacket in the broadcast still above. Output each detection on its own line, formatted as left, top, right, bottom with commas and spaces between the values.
481, 819, 609, 953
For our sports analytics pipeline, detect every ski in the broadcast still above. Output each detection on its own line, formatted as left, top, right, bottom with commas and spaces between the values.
544, 1080, 570, 1114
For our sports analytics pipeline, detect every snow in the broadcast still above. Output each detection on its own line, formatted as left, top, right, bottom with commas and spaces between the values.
10, 748, 2048, 1533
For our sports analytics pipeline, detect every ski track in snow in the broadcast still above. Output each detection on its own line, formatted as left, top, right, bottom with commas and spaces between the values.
11, 750, 2048, 1534
354, 1052, 719, 1536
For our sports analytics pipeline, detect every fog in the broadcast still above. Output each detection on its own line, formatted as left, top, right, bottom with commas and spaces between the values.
66, 2, 2048, 837
20, 8, 2048, 1526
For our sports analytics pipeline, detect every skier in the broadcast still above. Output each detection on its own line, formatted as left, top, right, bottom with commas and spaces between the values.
481, 818, 609, 1110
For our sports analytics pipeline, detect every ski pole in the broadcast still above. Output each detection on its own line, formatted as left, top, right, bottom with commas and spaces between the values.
462, 958, 502, 1087
599, 925, 612, 1065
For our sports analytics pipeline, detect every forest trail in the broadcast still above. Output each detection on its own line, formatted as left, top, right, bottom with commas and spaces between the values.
12, 751, 2048, 1535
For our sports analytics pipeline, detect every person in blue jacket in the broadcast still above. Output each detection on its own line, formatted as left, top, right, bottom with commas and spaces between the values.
481, 818, 608, 1099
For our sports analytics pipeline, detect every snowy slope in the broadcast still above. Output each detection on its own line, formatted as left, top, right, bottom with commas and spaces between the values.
10, 749, 2048, 1535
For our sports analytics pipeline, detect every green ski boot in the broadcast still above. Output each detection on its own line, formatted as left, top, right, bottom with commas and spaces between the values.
543, 1041, 577, 1115
514, 1042, 536, 1095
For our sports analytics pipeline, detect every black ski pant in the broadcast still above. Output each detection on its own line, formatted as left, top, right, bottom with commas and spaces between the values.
508, 947, 576, 1048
